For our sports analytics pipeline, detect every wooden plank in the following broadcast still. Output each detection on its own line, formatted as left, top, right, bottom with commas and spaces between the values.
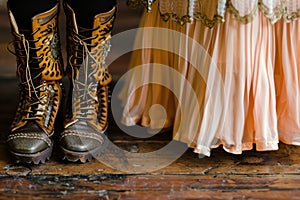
0, 142, 300, 176
0, 174, 299, 199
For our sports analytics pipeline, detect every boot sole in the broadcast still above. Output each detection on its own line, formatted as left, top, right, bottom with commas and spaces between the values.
9, 144, 53, 165
60, 145, 104, 163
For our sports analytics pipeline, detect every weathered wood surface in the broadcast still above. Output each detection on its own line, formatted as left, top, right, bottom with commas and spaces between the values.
1, 129, 300, 198
0, 174, 299, 199
1, 142, 300, 175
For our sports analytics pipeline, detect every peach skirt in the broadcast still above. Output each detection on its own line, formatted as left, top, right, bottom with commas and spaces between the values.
275, 19, 300, 146
119, 0, 300, 156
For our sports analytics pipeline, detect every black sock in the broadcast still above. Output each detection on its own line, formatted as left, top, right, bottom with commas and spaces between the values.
66, 0, 117, 28
8, 0, 57, 30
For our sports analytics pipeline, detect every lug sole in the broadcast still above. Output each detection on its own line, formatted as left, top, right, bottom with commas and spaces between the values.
9, 144, 53, 165
60, 145, 105, 163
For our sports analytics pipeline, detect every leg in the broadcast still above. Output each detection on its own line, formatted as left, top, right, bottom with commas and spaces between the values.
8, 0, 57, 30
65, 0, 116, 28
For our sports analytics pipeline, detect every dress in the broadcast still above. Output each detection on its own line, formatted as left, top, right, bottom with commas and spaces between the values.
275, 13, 300, 145
121, 0, 300, 156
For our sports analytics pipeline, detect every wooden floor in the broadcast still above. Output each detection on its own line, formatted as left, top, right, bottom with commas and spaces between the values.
0, 1, 300, 199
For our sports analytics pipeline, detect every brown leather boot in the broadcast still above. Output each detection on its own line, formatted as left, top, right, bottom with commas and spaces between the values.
60, 3, 116, 163
6, 3, 64, 164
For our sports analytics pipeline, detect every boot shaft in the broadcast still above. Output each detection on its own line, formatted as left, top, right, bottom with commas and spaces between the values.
8, 3, 63, 83
63, 3, 116, 131
64, 2, 115, 81
7, 3, 63, 135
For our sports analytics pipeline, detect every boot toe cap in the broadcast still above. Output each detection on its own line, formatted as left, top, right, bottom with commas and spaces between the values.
7, 138, 50, 154
60, 134, 103, 152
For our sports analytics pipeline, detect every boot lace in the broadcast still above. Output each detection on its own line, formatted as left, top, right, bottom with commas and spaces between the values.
8, 29, 52, 121
69, 26, 111, 121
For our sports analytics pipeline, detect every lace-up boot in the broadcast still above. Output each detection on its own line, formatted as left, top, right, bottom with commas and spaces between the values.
60, 2, 116, 162
6, 3, 63, 164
